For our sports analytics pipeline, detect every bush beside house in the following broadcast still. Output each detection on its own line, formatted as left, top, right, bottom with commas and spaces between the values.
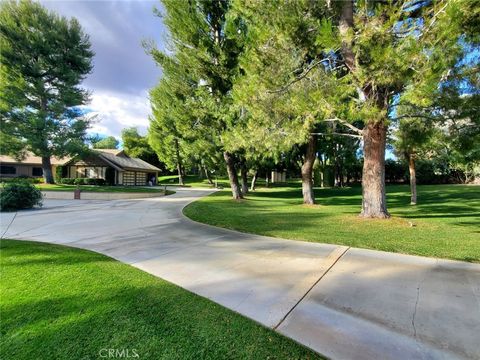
0, 181, 43, 211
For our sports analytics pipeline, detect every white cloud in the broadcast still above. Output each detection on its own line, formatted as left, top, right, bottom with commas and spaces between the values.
39, 1, 165, 141
84, 90, 151, 139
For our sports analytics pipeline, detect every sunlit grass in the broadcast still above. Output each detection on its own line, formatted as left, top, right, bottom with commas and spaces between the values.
184, 184, 480, 262
0, 240, 322, 360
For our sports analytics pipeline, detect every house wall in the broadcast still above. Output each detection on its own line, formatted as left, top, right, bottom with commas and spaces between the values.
0, 164, 47, 178
68, 166, 107, 179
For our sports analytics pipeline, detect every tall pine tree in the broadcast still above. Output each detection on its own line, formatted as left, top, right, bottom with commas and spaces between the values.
233, 0, 473, 216
0, 0, 94, 183
147, 0, 246, 198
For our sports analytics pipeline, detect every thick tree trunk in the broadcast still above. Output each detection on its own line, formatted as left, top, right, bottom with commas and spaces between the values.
223, 151, 243, 200
203, 165, 213, 185
360, 122, 389, 218
174, 139, 184, 185
250, 171, 257, 191
409, 154, 417, 205
301, 135, 316, 205
339, 0, 389, 217
42, 156, 54, 184
240, 162, 248, 195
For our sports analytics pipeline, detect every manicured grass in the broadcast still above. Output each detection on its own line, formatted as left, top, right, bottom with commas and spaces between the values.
0, 239, 322, 360
184, 184, 480, 262
37, 183, 174, 194
158, 174, 294, 189
158, 174, 231, 188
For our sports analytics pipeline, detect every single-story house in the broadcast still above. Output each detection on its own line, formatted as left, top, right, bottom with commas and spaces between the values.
0, 149, 160, 186
0, 153, 68, 178
63, 149, 160, 186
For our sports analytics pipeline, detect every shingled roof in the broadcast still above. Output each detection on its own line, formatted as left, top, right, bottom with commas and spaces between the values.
1, 150, 160, 173
0, 153, 70, 165
96, 149, 160, 172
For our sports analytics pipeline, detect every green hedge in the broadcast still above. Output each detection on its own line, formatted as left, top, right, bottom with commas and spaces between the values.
61, 178, 106, 186
60, 178, 75, 185
1, 180, 43, 211
0, 177, 43, 184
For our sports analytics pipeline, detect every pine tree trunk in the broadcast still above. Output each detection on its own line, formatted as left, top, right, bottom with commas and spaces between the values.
339, 0, 355, 72
302, 135, 316, 205
203, 165, 213, 185
360, 122, 389, 218
177, 164, 184, 186
240, 163, 248, 195
250, 171, 257, 191
409, 154, 417, 205
174, 139, 184, 185
339, 158, 344, 187
42, 156, 54, 184
223, 151, 243, 200
333, 144, 340, 187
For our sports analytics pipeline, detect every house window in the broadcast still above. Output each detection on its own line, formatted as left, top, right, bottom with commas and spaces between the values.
32, 167, 43, 176
0, 165, 16, 175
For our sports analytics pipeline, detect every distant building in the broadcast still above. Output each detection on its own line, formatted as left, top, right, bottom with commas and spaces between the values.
0, 149, 160, 186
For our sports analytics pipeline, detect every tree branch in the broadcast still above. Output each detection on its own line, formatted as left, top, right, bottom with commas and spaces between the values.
324, 118, 363, 135
390, 113, 438, 121
311, 132, 362, 139
267, 57, 329, 94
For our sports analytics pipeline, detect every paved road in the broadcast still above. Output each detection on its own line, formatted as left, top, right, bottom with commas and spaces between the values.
1, 188, 479, 360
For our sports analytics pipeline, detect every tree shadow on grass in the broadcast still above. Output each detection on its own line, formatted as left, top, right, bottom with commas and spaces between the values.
0, 240, 110, 267
1, 246, 322, 360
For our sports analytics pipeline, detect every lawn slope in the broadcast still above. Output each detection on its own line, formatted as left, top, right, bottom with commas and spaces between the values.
184, 184, 480, 262
0, 240, 321, 360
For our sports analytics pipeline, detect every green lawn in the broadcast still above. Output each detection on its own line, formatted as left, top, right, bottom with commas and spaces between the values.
0, 240, 321, 360
158, 174, 231, 188
158, 174, 297, 189
184, 184, 480, 262
37, 183, 174, 194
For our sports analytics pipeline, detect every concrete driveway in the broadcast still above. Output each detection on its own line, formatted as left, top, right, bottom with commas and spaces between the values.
1, 188, 479, 360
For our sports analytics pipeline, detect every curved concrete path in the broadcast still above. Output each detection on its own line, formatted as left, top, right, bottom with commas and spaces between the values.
1, 188, 479, 360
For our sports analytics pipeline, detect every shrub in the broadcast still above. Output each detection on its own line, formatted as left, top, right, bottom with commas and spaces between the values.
0, 177, 42, 184
94, 178, 106, 186
0, 181, 43, 211
55, 166, 64, 183
60, 178, 75, 185
61, 178, 106, 186
74, 178, 85, 185
0, 178, 19, 184
93, 178, 101, 185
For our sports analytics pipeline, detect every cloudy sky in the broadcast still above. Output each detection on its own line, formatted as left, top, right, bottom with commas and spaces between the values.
40, 0, 168, 140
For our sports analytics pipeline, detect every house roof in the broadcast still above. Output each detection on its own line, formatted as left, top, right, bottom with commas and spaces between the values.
95, 148, 123, 156
0, 150, 160, 173
95, 149, 161, 172
0, 153, 70, 166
